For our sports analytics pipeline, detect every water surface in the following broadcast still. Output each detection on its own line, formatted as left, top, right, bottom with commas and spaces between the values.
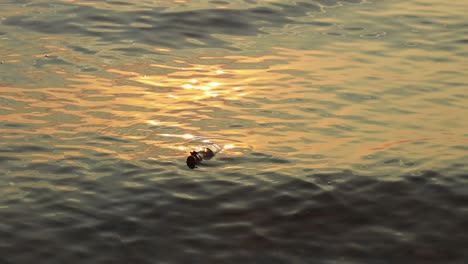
0, 0, 467, 263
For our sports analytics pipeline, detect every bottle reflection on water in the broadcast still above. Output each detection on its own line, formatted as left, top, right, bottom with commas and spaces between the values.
186, 143, 222, 169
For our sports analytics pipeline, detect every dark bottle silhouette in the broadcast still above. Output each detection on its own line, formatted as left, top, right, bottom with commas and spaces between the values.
186, 144, 222, 169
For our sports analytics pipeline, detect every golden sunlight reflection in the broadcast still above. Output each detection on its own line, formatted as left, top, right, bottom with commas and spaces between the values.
223, 144, 235, 149
155, 133, 242, 154
4, 43, 464, 167
158, 133, 194, 139
182, 134, 194, 139
107, 60, 263, 103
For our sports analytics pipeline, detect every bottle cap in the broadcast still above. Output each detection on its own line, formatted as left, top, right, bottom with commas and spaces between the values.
187, 152, 200, 169
186, 155, 197, 169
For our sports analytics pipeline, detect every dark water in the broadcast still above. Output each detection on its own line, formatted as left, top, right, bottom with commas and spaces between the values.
1, 0, 467, 263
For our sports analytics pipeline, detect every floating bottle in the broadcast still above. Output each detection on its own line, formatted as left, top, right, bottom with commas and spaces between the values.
186, 143, 222, 169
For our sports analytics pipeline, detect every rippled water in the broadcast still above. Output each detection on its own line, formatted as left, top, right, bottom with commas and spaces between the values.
1, 0, 467, 263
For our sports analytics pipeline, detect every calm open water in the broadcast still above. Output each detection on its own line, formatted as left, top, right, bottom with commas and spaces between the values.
0, 0, 467, 263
